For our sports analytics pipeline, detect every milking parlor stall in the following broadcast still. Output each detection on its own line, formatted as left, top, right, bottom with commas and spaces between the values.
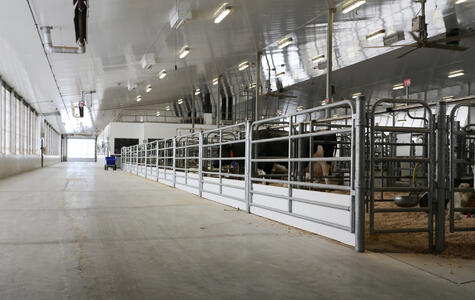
121, 96, 475, 257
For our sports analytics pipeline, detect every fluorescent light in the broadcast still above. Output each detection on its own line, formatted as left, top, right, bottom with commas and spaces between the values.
277, 36, 293, 49
195, 88, 201, 95
214, 3, 232, 24
238, 61, 249, 71
296, 105, 304, 112
156, 111, 161, 117
136, 95, 142, 102
352, 92, 363, 99
212, 78, 219, 85
321, 100, 327, 106
312, 54, 325, 62
249, 82, 256, 89
275, 71, 285, 78
178, 46, 190, 59
442, 96, 454, 100
393, 83, 404, 90
455, 0, 467, 4
158, 69, 167, 79
341, 0, 366, 14
448, 70, 464, 78
177, 98, 184, 104
166, 105, 171, 111
145, 84, 152, 93
366, 29, 386, 41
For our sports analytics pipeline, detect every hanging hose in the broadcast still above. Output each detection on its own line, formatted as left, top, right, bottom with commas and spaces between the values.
412, 162, 421, 186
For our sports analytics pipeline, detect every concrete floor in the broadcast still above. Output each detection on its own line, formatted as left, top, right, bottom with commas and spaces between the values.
0, 163, 473, 299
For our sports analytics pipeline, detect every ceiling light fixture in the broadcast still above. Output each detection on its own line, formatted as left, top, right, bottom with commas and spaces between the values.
296, 105, 304, 112
136, 95, 142, 102
212, 78, 219, 85
442, 96, 454, 100
178, 46, 191, 59
158, 69, 167, 79
195, 88, 201, 95
156, 111, 161, 117
321, 100, 327, 106
312, 54, 325, 63
341, 0, 366, 14
275, 71, 285, 78
392, 83, 404, 90
366, 29, 386, 41
145, 84, 152, 93
249, 82, 257, 89
455, 0, 467, 4
177, 98, 184, 104
166, 105, 171, 111
352, 92, 363, 99
214, 3, 232, 24
238, 61, 249, 71
448, 70, 464, 78
277, 36, 293, 49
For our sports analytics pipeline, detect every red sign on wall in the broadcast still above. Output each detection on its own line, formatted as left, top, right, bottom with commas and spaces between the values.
404, 79, 412, 87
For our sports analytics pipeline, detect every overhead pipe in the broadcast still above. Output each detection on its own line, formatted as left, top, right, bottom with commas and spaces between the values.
41, 26, 86, 54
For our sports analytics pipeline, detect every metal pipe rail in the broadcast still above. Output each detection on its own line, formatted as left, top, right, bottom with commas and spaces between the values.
120, 99, 366, 252
449, 101, 475, 233
369, 99, 436, 251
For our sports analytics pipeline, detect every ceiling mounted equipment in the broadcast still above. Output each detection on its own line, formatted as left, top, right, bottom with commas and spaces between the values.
169, 3, 192, 29
212, 78, 219, 86
365, 0, 474, 58
392, 83, 404, 90
366, 29, 386, 41
341, 0, 366, 14
448, 70, 464, 78
156, 111, 161, 117
383, 31, 406, 46
136, 95, 142, 102
73, 0, 88, 47
177, 98, 184, 104
127, 81, 137, 91
312, 54, 325, 63
352, 92, 363, 98
145, 84, 152, 93
275, 71, 285, 78
214, 3, 232, 24
166, 105, 171, 111
195, 88, 201, 95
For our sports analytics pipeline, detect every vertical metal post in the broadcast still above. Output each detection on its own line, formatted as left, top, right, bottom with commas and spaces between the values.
173, 138, 177, 188
136, 145, 139, 175
198, 131, 203, 197
325, 8, 335, 118
355, 96, 366, 252
217, 79, 221, 127
435, 101, 447, 253
255, 51, 262, 121
145, 143, 148, 179
192, 95, 196, 130
156, 141, 159, 182
245, 121, 251, 213
297, 122, 305, 182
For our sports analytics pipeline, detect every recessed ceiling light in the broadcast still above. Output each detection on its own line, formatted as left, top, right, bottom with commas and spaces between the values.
392, 83, 404, 90
277, 36, 293, 49
212, 78, 219, 85
158, 69, 167, 79
312, 54, 325, 62
238, 61, 249, 71
366, 29, 386, 41
341, 0, 366, 14
214, 3, 232, 24
166, 105, 171, 111
177, 98, 184, 104
136, 95, 142, 102
178, 46, 190, 59
275, 71, 285, 78
352, 92, 363, 98
448, 70, 464, 78
195, 88, 201, 95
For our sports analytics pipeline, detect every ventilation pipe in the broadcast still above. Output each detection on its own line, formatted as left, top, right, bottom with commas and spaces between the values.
41, 26, 86, 54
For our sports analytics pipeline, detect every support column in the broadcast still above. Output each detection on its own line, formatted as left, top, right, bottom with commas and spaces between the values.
245, 121, 252, 213
355, 96, 366, 252
198, 131, 203, 197
435, 101, 447, 253
255, 52, 262, 121
325, 8, 335, 118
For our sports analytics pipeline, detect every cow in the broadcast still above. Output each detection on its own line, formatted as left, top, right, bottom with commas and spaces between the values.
454, 183, 475, 219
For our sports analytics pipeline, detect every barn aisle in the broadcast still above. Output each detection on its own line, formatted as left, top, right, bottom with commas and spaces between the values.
0, 163, 473, 299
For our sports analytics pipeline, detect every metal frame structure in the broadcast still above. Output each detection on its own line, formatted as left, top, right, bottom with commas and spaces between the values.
449, 102, 475, 233
369, 99, 436, 251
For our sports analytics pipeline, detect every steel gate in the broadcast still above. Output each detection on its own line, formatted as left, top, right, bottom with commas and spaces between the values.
369, 99, 436, 250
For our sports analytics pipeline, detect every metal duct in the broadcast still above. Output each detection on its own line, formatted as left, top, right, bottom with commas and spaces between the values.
41, 26, 86, 54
